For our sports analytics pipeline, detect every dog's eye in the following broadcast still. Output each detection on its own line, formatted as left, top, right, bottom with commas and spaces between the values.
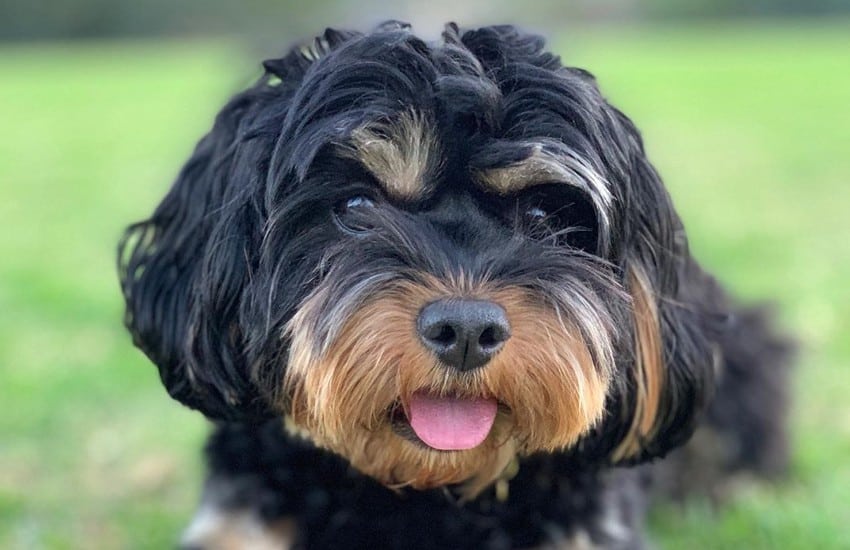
342, 196, 375, 210
514, 185, 598, 252
333, 195, 377, 235
525, 206, 547, 222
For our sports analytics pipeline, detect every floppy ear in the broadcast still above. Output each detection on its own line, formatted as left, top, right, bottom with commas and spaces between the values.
604, 110, 720, 464
118, 84, 273, 420
118, 29, 365, 420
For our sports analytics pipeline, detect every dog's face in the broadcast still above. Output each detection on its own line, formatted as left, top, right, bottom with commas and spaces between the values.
120, 23, 717, 495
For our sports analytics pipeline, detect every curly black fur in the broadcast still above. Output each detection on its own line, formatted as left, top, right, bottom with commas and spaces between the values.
201, 421, 650, 549
118, 21, 793, 549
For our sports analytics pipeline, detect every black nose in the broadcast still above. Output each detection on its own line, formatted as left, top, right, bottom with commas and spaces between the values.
417, 299, 511, 372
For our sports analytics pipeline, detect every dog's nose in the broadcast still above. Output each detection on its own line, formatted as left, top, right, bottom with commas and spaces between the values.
417, 299, 511, 372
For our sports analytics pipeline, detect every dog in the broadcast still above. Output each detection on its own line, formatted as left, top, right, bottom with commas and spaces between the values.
118, 21, 793, 549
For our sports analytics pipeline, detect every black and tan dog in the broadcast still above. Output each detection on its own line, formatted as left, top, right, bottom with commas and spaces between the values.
118, 22, 792, 549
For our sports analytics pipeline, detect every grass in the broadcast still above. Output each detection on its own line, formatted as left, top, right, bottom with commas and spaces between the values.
1, 21, 849, 548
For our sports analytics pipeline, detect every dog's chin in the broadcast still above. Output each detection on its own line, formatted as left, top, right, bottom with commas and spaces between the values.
360, 422, 519, 497
287, 401, 520, 497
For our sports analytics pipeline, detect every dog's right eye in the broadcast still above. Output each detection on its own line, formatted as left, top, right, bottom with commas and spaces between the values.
333, 195, 377, 235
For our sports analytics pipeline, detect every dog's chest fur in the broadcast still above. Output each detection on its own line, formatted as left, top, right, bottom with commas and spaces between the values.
184, 422, 648, 550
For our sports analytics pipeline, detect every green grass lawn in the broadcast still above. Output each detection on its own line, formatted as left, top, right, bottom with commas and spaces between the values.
1, 21, 849, 549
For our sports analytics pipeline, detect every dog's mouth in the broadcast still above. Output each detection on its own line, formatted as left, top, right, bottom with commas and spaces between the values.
390, 391, 500, 451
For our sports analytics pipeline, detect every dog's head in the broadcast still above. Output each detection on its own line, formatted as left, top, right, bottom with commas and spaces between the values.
119, 22, 718, 495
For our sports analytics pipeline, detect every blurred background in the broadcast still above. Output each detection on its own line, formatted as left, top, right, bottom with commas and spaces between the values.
1, 0, 848, 548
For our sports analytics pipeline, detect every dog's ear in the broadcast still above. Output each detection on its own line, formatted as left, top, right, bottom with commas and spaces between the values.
601, 110, 720, 464
118, 84, 272, 420
119, 29, 362, 421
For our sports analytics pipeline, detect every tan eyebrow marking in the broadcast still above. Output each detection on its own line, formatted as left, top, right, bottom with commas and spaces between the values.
340, 111, 441, 201
475, 141, 612, 203
474, 140, 613, 247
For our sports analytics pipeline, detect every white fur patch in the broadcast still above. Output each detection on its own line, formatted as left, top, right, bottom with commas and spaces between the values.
181, 480, 295, 550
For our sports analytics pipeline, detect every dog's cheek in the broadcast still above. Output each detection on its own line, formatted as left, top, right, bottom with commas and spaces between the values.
280, 283, 423, 439
482, 288, 612, 453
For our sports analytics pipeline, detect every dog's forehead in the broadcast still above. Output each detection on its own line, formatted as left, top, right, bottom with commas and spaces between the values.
283, 28, 614, 213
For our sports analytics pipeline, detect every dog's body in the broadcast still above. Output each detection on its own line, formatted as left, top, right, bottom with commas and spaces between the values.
119, 22, 792, 549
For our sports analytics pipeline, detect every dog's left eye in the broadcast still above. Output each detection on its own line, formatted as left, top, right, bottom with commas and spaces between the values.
333, 195, 377, 235
516, 190, 565, 231
342, 196, 375, 210
525, 206, 547, 221
513, 185, 599, 252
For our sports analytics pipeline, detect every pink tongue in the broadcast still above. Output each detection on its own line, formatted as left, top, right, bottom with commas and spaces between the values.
407, 393, 498, 451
